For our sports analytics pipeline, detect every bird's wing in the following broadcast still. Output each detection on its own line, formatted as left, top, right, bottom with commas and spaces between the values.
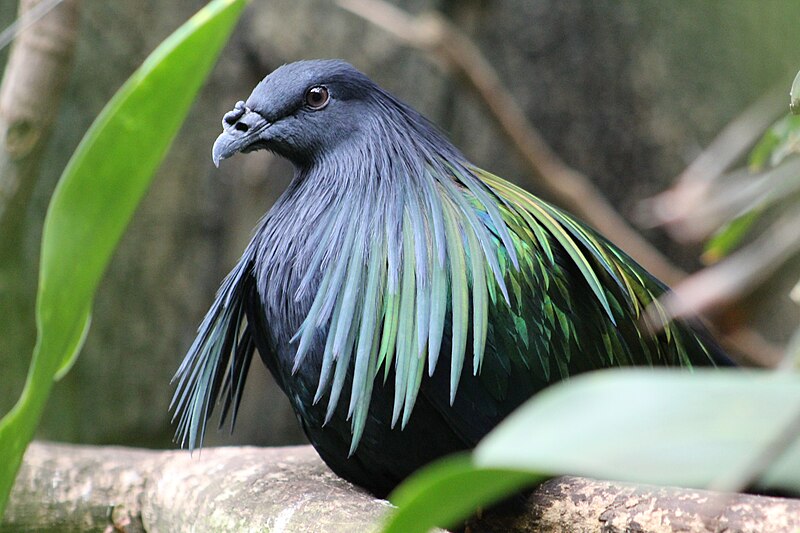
170, 241, 259, 451
471, 166, 726, 378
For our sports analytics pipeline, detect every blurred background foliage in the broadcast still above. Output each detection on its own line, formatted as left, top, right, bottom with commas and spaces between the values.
1, 0, 800, 452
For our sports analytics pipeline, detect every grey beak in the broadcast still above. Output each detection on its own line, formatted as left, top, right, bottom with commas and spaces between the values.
212, 105, 271, 167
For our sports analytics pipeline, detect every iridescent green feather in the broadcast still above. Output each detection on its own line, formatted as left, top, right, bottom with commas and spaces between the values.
377, 288, 399, 382
475, 167, 712, 373
475, 169, 615, 322
422, 178, 449, 375
465, 223, 488, 374
392, 212, 417, 427
441, 197, 469, 404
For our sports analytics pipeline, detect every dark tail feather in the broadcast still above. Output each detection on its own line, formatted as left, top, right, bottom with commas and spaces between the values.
170, 251, 257, 450
218, 327, 256, 432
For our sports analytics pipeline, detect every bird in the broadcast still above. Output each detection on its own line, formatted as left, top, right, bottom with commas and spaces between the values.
170, 59, 731, 497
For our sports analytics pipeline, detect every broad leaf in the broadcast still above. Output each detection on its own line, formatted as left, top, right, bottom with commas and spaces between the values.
0, 0, 247, 517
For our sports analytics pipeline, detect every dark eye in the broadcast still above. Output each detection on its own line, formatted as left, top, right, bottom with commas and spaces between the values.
305, 86, 330, 109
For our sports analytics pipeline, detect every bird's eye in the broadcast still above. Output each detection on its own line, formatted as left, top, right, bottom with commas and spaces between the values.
305, 86, 330, 110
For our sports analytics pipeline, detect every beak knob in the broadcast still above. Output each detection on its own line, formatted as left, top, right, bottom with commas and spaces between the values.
211, 102, 270, 167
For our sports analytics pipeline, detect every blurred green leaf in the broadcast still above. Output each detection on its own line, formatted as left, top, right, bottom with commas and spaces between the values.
474, 369, 800, 491
702, 208, 762, 263
749, 114, 800, 171
0, 0, 247, 517
382, 454, 539, 533
790, 69, 800, 115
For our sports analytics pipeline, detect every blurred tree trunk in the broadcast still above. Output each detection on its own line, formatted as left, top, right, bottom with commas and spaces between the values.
1, 0, 798, 449
0, 0, 80, 242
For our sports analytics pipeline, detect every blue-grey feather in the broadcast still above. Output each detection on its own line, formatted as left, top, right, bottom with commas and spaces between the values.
326, 309, 357, 424
332, 233, 365, 357
408, 190, 431, 357
348, 239, 384, 418
170, 239, 257, 450
452, 164, 519, 269
315, 290, 344, 405
291, 269, 332, 372
316, 217, 357, 328
437, 174, 511, 304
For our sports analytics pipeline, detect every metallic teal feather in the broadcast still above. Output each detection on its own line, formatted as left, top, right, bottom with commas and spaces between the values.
392, 211, 417, 427
377, 287, 399, 382
348, 239, 384, 419
465, 217, 488, 374
441, 196, 469, 405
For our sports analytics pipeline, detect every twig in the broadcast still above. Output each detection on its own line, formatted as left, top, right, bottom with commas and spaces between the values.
0, 0, 65, 50
337, 0, 684, 285
721, 328, 784, 369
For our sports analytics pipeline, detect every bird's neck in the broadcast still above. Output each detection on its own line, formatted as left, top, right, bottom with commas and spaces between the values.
251, 150, 379, 335
252, 115, 470, 344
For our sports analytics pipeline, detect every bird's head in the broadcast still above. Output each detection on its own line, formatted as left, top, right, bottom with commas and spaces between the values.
212, 59, 385, 167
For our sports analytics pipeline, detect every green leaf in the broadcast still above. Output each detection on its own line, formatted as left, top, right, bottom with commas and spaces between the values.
749, 114, 800, 170
791, 69, 800, 115
702, 208, 762, 262
0, 0, 247, 517
53, 309, 92, 380
474, 369, 800, 492
382, 454, 540, 533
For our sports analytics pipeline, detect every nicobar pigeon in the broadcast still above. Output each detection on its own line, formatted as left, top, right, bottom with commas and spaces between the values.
171, 59, 731, 497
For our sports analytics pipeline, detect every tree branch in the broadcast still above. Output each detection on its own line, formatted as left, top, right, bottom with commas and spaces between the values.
4, 442, 800, 532
3, 443, 390, 533
475, 475, 800, 533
